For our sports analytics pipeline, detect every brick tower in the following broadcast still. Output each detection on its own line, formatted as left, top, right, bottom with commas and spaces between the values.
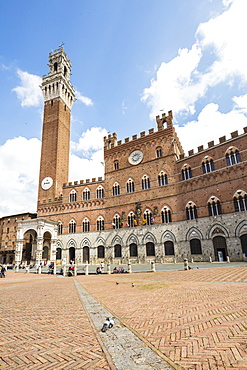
38, 48, 75, 203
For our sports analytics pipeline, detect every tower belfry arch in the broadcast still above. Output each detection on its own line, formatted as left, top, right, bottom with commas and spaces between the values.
38, 47, 75, 203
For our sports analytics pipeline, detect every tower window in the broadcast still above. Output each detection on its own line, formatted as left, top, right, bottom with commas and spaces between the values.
114, 161, 119, 170
64, 66, 67, 77
158, 172, 168, 186
156, 147, 162, 157
54, 62, 58, 71
142, 175, 150, 190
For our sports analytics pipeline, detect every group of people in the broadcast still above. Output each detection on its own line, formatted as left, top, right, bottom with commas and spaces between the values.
113, 266, 128, 274
0, 264, 7, 278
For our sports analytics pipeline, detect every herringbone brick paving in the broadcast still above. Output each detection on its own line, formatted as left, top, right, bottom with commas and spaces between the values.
0, 273, 111, 369
76, 266, 247, 370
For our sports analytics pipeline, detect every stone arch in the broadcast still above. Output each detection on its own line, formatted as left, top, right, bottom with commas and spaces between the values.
235, 220, 247, 237
207, 223, 229, 239
186, 227, 203, 241
67, 238, 77, 249
111, 235, 122, 246
126, 233, 139, 246
161, 230, 176, 243
142, 232, 157, 245
96, 237, 106, 247
80, 238, 91, 248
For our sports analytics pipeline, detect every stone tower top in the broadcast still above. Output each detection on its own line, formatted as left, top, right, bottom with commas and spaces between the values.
41, 47, 75, 109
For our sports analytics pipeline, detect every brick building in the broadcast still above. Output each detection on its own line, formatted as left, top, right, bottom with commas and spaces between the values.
12, 48, 247, 266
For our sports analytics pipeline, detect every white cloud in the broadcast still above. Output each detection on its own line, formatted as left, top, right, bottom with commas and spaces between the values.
75, 90, 94, 106
69, 149, 105, 182
176, 102, 247, 154
142, 0, 247, 120
0, 137, 41, 217
12, 69, 42, 107
71, 127, 107, 157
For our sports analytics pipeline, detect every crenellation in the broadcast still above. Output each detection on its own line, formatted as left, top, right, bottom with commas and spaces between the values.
140, 131, 145, 137
117, 140, 122, 145
125, 137, 129, 143
208, 140, 214, 148
149, 128, 154, 134
198, 145, 204, 152
219, 135, 226, 143
188, 149, 194, 156
132, 134, 137, 140
231, 130, 238, 138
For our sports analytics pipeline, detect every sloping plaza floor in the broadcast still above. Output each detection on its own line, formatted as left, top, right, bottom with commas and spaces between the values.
0, 264, 247, 369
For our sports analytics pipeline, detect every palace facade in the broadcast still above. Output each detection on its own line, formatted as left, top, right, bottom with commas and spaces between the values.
2, 47, 247, 266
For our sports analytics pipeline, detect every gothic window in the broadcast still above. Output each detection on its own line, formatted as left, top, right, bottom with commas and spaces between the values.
70, 190, 77, 202
114, 244, 122, 258
164, 241, 174, 255
96, 186, 104, 199
158, 171, 168, 186
114, 161, 119, 170
58, 222, 63, 235
82, 218, 90, 232
69, 219, 76, 233
161, 207, 172, 223
54, 62, 58, 71
64, 66, 67, 77
56, 247, 62, 259
208, 196, 222, 216
186, 202, 198, 220
182, 166, 192, 180
190, 239, 202, 254
126, 178, 135, 193
226, 148, 241, 166
113, 214, 121, 229
83, 188, 90, 201
240, 234, 247, 254
129, 243, 138, 257
143, 209, 153, 226
97, 216, 104, 231
202, 158, 215, 174
142, 175, 150, 190
233, 190, 247, 212
156, 147, 162, 157
97, 246, 105, 259
112, 182, 120, 196
146, 242, 155, 256
127, 212, 135, 227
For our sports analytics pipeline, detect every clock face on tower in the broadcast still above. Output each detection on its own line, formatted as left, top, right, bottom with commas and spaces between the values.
41, 177, 53, 190
128, 150, 143, 165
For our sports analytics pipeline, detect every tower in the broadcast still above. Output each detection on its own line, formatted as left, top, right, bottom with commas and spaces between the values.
38, 48, 75, 203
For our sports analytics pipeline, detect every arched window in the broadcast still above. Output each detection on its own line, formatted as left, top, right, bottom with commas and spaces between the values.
70, 190, 77, 202
158, 171, 168, 186
96, 186, 104, 199
142, 175, 150, 190
83, 188, 90, 201
97, 216, 104, 231
208, 196, 222, 216
233, 190, 247, 212
127, 212, 135, 227
126, 178, 135, 193
114, 161, 119, 170
129, 243, 138, 257
182, 165, 192, 180
58, 221, 63, 235
186, 202, 198, 220
240, 234, 247, 254
112, 182, 120, 196
69, 219, 76, 233
146, 242, 155, 256
143, 209, 153, 226
56, 247, 62, 260
190, 239, 202, 254
156, 147, 162, 157
64, 66, 67, 77
82, 218, 90, 232
113, 214, 121, 229
54, 62, 58, 72
164, 241, 174, 255
114, 244, 122, 258
202, 157, 215, 174
161, 207, 172, 223
226, 147, 241, 166
97, 246, 105, 259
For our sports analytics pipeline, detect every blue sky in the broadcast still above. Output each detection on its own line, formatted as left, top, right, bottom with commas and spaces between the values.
0, 0, 247, 217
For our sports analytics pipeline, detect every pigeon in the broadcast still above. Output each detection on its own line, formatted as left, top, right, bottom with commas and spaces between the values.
101, 317, 114, 332
116, 282, 119, 285
132, 283, 135, 287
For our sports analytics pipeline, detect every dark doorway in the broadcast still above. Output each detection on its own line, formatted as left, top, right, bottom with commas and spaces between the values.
69, 247, 75, 262
213, 236, 228, 261
146, 242, 155, 256
83, 246, 89, 263
130, 243, 138, 257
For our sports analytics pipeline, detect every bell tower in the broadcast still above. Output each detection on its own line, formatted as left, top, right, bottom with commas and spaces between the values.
38, 48, 75, 203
